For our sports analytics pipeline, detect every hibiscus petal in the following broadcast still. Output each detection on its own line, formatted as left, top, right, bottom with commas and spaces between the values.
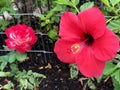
54, 39, 79, 64
78, 7, 106, 39
76, 47, 105, 77
92, 29, 119, 61
59, 12, 82, 41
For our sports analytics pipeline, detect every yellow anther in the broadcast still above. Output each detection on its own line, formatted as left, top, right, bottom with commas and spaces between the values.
71, 44, 80, 54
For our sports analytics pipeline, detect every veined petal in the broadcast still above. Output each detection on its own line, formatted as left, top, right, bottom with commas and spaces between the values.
78, 7, 106, 39
5, 39, 16, 49
92, 29, 119, 61
54, 39, 80, 64
76, 47, 105, 77
59, 12, 82, 41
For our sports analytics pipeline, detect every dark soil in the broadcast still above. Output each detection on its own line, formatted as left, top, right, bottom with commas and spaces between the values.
0, 52, 114, 90
18, 55, 114, 90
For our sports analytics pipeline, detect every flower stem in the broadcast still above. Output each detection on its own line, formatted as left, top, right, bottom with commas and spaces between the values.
74, 6, 79, 13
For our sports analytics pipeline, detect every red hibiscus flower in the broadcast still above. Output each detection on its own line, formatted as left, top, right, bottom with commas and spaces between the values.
5, 24, 37, 53
54, 7, 119, 77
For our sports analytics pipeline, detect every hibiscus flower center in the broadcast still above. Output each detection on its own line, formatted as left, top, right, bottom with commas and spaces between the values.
84, 33, 94, 46
71, 44, 80, 54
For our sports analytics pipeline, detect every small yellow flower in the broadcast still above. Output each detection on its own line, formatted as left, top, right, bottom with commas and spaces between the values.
45, 19, 50, 24
11, 0, 14, 2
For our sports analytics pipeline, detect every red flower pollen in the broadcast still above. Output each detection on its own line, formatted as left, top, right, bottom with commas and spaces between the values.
54, 7, 119, 77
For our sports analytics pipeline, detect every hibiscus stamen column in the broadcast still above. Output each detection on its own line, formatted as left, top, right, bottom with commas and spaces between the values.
71, 44, 80, 54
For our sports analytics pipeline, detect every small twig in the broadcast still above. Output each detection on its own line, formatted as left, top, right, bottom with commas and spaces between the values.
104, 76, 110, 83
78, 77, 88, 86
82, 81, 88, 90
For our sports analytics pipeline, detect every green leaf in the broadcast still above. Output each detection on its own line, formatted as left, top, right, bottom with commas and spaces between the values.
3, 81, 14, 90
70, 64, 79, 79
116, 54, 120, 59
103, 61, 116, 75
0, 21, 10, 31
41, 22, 46, 26
27, 70, 32, 75
0, 0, 7, 8
32, 72, 46, 78
55, 0, 73, 7
107, 20, 120, 33
116, 62, 120, 68
0, 56, 9, 71
19, 79, 28, 89
10, 63, 19, 74
112, 77, 120, 90
111, 69, 120, 85
29, 77, 35, 84
8, 51, 16, 63
0, 55, 9, 62
46, 11, 54, 19
110, 0, 120, 6
0, 72, 10, 77
27, 70, 46, 78
0, 62, 7, 71
52, 4, 64, 12
80, 2, 94, 11
47, 29, 58, 40
101, 0, 110, 7
39, 14, 46, 20
87, 79, 96, 90
27, 82, 34, 90
105, 62, 120, 87
15, 70, 45, 90
16, 51, 27, 61
16, 70, 27, 79
71, 0, 79, 5
33, 80, 39, 87
3, 45, 10, 50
